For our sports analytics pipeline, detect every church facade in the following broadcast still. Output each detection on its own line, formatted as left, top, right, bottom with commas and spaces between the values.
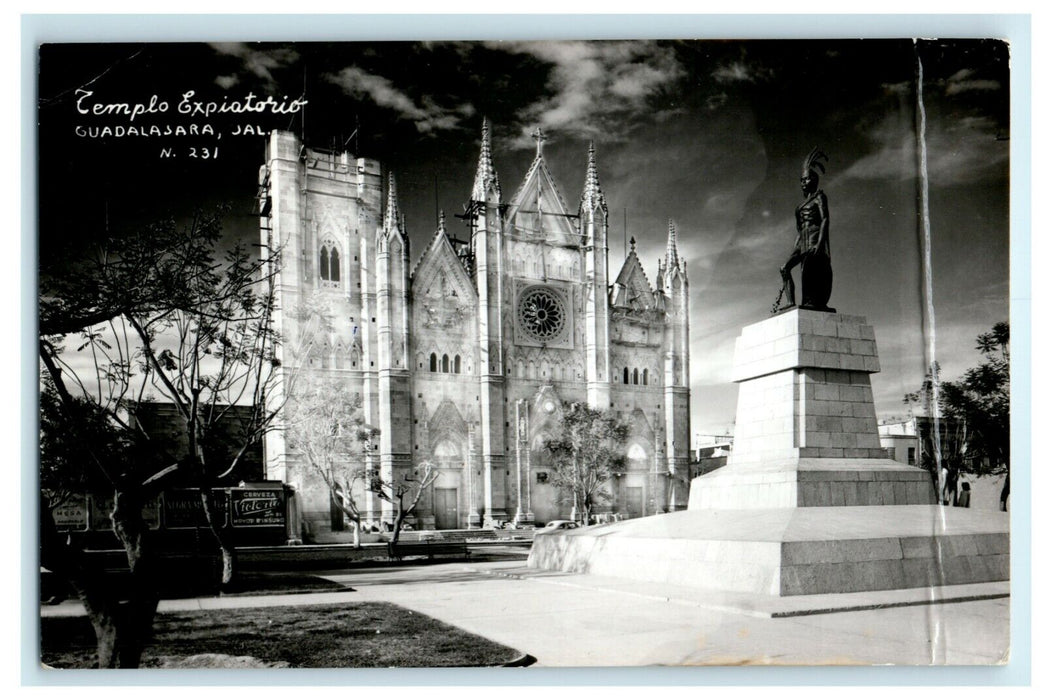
259, 122, 691, 535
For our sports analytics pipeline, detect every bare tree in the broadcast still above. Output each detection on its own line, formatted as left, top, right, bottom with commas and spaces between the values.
373, 461, 439, 547
283, 375, 377, 547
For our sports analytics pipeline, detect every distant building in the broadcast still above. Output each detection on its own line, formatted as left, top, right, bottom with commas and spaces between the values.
128, 402, 264, 485
690, 439, 732, 478
258, 123, 692, 535
878, 418, 919, 467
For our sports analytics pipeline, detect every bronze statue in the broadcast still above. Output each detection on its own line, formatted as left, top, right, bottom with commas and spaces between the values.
775, 147, 834, 313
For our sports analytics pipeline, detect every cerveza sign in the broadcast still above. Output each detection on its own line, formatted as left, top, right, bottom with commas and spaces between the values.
230, 490, 285, 528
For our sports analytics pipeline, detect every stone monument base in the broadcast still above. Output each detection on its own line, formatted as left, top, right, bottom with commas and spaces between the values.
528, 309, 1010, 601
527, 506, 1009, 596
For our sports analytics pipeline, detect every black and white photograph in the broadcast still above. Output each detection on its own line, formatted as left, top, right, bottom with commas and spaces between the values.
33, 32, 1015, 671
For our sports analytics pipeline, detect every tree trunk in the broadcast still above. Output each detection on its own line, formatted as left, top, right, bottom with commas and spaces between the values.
199, 488, 236, 588
41, 490, 159, 668
110, 490, 160, 667
351, 520, 361, 548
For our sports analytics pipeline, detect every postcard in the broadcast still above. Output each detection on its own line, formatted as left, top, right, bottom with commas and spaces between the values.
36, 36, 1012, 670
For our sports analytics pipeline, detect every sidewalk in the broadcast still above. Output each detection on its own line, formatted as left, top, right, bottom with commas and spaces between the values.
41, 561, 1010, 667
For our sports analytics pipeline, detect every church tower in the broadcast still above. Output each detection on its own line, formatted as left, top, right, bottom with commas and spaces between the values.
375, 173, 412, 521
468, 118, 508, 526
661, 220, 691, 510
581, 142, 612, 409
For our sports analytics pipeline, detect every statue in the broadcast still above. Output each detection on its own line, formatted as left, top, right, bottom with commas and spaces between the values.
774, 147, 834, 313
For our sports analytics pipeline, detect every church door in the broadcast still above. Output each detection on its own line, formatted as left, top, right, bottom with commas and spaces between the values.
433, 488, 459, 530
626, 487, 644, 518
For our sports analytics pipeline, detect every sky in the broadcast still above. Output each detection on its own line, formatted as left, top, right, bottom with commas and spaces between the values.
37, 39, 1010, 439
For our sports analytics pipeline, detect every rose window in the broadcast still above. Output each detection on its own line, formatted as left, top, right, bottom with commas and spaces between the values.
518, 287, 566, 342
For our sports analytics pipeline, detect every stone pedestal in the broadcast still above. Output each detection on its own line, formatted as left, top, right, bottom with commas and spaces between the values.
690, 310, 935, 510
529, 310, 1008, 601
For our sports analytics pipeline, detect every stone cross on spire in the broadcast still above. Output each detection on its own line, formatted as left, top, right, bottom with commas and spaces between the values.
384, 171, 403, 233
531, 126, 546, 158
665, 219, 680, 270
581, 140, 607, 212
470, 117, 501, 203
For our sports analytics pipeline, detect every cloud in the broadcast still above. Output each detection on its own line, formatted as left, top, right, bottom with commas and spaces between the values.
214, 75, 239, 90
209, 43, 299, 89
487, 41, 684, 147
944, 67, 1002, 95
839, 116, 1007, 187
945, 79, 1002, 95
712, 60, 771, 84
324, 66, 472, 134
881, 81, 911, 95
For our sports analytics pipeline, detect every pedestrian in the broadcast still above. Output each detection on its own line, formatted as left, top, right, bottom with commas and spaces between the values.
957, 482, 971, 508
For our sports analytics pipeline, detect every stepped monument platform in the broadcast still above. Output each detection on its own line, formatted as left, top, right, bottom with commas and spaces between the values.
528, 309, 1009, 599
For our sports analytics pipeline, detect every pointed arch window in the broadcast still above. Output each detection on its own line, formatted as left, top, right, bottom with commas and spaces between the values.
441, 354, 450, 373
642, 368, 649, 385
320, 242, 341, 288
430, 353, 438, 372
632, 368, 639, 385
453, 355, 461, 374
329, 248, 341, 282
623, 366, 630, 385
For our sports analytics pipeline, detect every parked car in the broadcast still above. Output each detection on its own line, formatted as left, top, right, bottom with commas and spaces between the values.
536, 520, 579, 534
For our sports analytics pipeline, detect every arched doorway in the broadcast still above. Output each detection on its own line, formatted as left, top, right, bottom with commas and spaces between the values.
431, 440, 462, 529
624, 443, 649, 518
529, 433, 562, 525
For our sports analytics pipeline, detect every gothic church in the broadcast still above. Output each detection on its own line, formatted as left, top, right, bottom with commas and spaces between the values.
259, 121, 691, 535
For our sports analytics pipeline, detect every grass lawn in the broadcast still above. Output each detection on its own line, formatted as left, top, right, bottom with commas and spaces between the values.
41, 602, 524, 668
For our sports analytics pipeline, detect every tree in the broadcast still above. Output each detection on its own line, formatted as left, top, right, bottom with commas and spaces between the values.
941, 322, 1010, 477
38, 207, 284, 667
373, 461, 440, 547
544, 403, 630, 525
903, 322, 1010, 504
283, 377, 376, 548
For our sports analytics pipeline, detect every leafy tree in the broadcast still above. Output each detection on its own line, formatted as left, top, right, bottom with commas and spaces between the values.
544, 403, 630, 524
903, 322, 1010, 504
38, 207, 283, 667
941, 322, 1010, 477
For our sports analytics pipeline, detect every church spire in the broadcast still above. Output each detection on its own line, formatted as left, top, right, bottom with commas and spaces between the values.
384, 171, 404, 234
470, 117, 501, 203
580, 140, 607, 213
665, 219, 680, 270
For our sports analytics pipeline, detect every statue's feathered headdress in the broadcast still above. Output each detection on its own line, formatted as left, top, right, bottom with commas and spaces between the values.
802, 147, 828, 179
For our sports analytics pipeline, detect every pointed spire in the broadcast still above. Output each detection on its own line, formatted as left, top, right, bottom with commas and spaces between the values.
665, 219, 680, 270
581, 140, 607, 212
384, 172, 403, 234
629, 236, 636, 253
470, 117, 501, 203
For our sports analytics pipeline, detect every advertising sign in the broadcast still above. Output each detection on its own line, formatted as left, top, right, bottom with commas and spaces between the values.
89, 494, 161, 530
229, 489, 285, 528
51, 496, 88, 531
163, 489, 227, 529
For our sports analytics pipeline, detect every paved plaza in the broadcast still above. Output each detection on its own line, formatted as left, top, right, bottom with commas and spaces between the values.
41, 560, 1010, 667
